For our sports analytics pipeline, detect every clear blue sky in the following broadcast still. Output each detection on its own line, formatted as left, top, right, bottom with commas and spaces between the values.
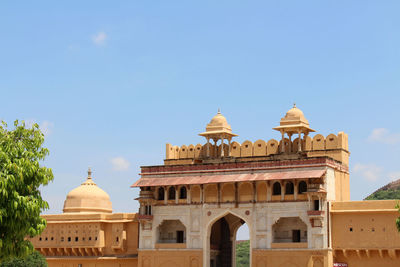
1, 1, 400, 239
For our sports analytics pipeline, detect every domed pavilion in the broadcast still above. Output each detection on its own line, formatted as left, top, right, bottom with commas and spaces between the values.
63, 168, 112, 213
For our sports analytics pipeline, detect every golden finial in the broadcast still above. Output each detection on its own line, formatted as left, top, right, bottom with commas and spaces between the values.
217, 108, 221, 114
88, 167, 92, 179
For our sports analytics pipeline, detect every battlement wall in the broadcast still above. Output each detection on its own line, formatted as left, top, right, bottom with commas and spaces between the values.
165, 132, 349, 165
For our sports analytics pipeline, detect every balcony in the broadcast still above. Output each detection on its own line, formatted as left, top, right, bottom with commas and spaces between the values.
139, 191, 154, 199
307, 210, 325, 217
138, 214, 153, 220
307, 210, 325, 227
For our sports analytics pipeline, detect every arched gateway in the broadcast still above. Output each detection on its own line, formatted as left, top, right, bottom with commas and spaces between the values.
207, 212, 250, 267
134, 106, 350, 267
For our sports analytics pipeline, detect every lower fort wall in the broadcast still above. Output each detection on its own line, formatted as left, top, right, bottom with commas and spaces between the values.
46, 258, 138, 267
252, 249, 332, 267
138, 249, 202, 267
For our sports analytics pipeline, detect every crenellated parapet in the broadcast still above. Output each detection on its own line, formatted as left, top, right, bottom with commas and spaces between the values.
164, 106, 349, 167
165, 132, 349, 166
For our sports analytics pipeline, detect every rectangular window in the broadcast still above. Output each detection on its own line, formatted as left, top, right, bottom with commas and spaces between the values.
145, 205, 152, 215
176, 231, 184, 243
314, 200, 320, 211
292, 230, 301, 243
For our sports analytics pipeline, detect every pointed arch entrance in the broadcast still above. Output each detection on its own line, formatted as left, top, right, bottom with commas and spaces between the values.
206, 212, 251, 267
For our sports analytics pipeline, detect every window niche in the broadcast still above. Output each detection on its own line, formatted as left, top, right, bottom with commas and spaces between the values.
273, 182, 281, 195
157, 220, 186, 244
179, 186, 187, 199
285, 182, 294, 195
168, 187, 176, 200
298, 181, 307, 194
158, 187, 165, 201
272, 217, 307, 243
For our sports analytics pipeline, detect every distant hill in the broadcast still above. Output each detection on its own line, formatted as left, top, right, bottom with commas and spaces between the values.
365, 179, 400, 200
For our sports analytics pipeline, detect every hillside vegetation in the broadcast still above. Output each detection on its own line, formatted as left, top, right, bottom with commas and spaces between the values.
365, 179, 400, 200
236, 240, 250, 267
365, 188, 400, 200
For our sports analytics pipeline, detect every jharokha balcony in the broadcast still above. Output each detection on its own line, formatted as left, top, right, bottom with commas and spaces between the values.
137, 214, 154, 220
307, 210, 325, 216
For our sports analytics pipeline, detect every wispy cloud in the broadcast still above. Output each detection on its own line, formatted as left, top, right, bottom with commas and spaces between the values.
368, 128, 400, 145
353, 163, 382, 182
111, 157, 130, 171
92, 32, 107, 46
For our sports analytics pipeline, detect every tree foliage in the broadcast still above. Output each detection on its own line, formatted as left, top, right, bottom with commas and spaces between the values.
236, 240, 250, 267
396, 203, 400, 233
365, 188, 400, 200
0, 121, 53, 261
0, 250, 47, 267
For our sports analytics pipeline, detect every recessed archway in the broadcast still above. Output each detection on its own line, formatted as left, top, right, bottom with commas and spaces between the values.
206, 212, 251, 267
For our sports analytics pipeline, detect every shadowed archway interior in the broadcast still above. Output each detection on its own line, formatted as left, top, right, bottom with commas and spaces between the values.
209, 213, 246, 267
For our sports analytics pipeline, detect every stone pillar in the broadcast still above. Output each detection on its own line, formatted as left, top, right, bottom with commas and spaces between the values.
280, 131, 285, 153
187, 185, 191, 204
206, 137, 210, 157
304, 133, 309, 151
175, 186, 178, 204
217, 183, 221, 207
281, 181, 284, 201
200, 185, 204, 204
221, 137, 224, 157
298, 130, 302, 152
253, 182, 257, 203
213, 139, 218, 157
164, 187, 167, 205
288, 133, 292, 153
228, 137, 232, 157
266, 181, 271, 201
235, 182, 238, 208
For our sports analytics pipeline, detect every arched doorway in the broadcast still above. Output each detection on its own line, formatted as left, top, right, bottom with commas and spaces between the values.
208, 213, 250, 267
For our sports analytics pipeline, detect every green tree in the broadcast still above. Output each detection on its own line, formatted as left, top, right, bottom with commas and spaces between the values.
396, 203, 400, 233
0, 121, 53, 261
236, 240, 250, 267
0, 250, 47, 267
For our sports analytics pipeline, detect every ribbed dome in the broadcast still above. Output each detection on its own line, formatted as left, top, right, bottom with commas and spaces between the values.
63, 168, 112, 213
273, 104, 315, 134
283, 104, 309, 124
206, 110, 231, 132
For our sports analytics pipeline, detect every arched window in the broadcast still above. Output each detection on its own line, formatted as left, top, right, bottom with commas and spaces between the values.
285, 182, 294, 195
158, 187, 165, 200
179, 186, 187, 199
298, 181, 307, 194
168, 187, 176, 200
273, 182, 281, 195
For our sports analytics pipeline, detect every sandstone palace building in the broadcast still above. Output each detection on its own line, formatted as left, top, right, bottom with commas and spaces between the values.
31, 106, 400, 267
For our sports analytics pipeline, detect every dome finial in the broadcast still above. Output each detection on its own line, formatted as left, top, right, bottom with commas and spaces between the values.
217, 108, 221, 114
293, 102, 296, 108
88, 167, 92, 179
